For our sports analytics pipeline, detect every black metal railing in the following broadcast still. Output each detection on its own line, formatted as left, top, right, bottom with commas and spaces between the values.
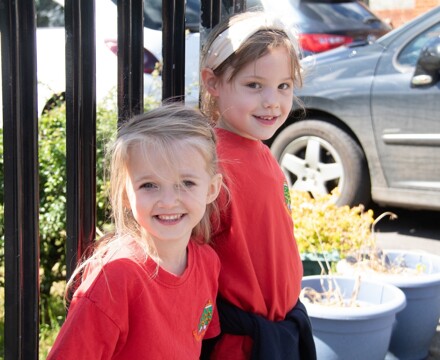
0, 0, 246, 358
1, 0, 40, 358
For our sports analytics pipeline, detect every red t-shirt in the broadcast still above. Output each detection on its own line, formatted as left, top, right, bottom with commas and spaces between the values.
212, 128, 303, 359
47, 240, 220, 360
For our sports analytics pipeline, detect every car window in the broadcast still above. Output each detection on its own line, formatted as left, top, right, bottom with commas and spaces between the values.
248, 0, 380, 23
398, 22, 440, 67
300, 1, 377, 24
36, 0, 65, 27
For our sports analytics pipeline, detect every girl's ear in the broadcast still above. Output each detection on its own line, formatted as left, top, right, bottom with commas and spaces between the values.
201, 68, 220, 96
206, 174, 223, 204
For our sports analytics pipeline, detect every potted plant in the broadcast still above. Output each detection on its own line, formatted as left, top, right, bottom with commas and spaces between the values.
292, 191, 440, 359
290, 190, 375, 275
301, 274, 406, 360
292, 193, 406, 358
336, 216, 440, 360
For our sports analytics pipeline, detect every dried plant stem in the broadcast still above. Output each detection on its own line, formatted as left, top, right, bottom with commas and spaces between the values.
371, 212, 398, 244
348, 275, 361, 307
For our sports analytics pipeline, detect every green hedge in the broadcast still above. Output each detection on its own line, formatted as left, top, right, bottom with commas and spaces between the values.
41, 101, 117, 323
0, 96, 161, 327
0, 90, 163, 359
38, 101, 120, 323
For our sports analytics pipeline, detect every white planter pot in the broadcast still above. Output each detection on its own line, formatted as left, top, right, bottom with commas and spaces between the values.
302, 275, 406, 360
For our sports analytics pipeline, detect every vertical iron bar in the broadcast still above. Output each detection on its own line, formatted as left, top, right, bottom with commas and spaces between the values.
117, 0, 144, 126
199, 0, 225, 108
0, 0, 40, 358
65, 0, 97, 280
200, 0, 221, 30
232, 0, 246, 12
222, 0, 246, 14
162, 0, 185, 102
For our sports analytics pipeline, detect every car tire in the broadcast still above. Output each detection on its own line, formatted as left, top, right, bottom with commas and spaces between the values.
270, 120, 371, 207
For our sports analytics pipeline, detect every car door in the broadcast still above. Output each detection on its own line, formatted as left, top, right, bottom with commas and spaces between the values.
371, 19, 440, 194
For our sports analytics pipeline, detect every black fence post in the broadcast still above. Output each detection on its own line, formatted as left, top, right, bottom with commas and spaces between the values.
199, 0, 247, 48
200, 0, 222, 30
65, 0, 97, 281
162, 0, 186, 102
0, 0, 40, 358
117, 0, 144, 125
229, 0, 247, 13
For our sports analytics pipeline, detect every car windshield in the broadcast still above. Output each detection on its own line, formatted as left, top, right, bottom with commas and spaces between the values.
248, 0, 384, 31
300, 1, 379, 25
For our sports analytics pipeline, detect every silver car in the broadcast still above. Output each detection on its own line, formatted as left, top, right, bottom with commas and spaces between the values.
269, 6, 440, 211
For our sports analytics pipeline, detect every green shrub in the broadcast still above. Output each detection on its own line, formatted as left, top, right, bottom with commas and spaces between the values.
38, 99, 120, 322
0, 97, 119, 322
38, 103, 69, 324
0, 90, 161, 356
290, 190, 375, 259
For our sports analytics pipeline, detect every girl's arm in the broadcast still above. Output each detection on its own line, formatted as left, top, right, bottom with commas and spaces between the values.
47, 296, 120, 359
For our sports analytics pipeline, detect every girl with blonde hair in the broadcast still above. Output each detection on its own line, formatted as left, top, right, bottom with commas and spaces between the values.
48, 103, 223, 359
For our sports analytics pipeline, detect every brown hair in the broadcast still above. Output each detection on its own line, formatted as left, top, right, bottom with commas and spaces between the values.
200, 11, 303, 123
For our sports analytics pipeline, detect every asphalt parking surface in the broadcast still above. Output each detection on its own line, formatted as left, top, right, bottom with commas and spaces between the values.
373, 205, 440, 253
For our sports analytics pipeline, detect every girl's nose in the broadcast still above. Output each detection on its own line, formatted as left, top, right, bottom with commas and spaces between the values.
158, 186, 180, 207
262, 88, 280, 108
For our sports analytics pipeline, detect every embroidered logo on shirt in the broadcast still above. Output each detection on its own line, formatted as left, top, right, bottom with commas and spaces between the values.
193, 300, 214, 341
284, 181, 292, 213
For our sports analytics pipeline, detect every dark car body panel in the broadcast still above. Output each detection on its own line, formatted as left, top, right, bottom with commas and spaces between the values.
286, 6, 440, 209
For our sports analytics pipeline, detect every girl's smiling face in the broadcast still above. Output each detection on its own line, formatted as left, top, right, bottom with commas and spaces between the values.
124, 142, 221, 250
205, 46, 294, 141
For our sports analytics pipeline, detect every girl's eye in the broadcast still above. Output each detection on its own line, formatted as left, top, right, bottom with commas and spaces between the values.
182, 180, 196, 188
247, 82, 261, 89
172, 180, 196, 191
141, 182, 157, 190
279, 83, 291, 90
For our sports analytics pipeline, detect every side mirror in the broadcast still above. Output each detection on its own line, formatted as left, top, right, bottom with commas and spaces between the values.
411, 36, 440, 87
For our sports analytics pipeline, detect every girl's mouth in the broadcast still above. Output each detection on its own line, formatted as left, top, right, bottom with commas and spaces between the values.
155, 214, 184, 224
255, 115, 278, 124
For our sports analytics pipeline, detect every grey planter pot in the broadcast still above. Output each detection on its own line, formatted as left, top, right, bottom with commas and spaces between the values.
337, 250, 440, 360
377, 251, 440, 360
302, 275, 406, 360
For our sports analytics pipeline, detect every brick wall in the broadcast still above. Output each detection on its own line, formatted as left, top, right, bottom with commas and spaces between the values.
369, 0, 440, 28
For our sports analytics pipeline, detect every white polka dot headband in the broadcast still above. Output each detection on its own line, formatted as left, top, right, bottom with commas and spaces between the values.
204, 13, 299, 70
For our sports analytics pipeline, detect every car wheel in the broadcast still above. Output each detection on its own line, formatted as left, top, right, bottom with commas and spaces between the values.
270, 120, 371, 207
